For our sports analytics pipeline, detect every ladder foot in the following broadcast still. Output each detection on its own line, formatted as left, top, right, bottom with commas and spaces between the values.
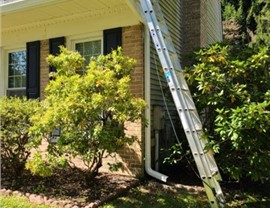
216, 192, 226, 207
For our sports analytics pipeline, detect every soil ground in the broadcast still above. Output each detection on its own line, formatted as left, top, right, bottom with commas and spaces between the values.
1, 168, 139, 207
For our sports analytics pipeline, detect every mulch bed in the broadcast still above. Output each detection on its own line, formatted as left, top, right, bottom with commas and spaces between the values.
1, 168, 139, 208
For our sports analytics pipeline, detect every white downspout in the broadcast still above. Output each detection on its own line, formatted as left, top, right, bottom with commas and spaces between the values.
144, 25, 168, 183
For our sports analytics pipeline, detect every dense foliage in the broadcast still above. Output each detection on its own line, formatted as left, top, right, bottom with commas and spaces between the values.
0, 97, 39, 176
222, 0, 270, 46
185, 44, 270, 181
26, 47, 146, 181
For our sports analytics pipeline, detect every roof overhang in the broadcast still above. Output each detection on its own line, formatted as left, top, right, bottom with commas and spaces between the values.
0, 0, 64, 13
0, 0, 144, 33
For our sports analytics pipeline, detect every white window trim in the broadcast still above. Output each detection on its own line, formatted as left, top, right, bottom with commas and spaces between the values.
5, 47, 27, 92
72, 37, 103, 52
66, 33, 103, 75
66, 31, 103, 54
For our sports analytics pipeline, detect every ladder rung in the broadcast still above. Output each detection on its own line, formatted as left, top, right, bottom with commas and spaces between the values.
163, 37, 175, 53
170, 86, 189, 92
139, 0, 225, 206
178, 108, 196, 111
185, 128, 203, 133
157, 23, 170, 36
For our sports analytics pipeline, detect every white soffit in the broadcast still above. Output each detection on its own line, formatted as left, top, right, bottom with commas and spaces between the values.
1, 0, 132, 32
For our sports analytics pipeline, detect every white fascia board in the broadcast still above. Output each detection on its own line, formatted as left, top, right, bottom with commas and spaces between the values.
0, 0, 63, 14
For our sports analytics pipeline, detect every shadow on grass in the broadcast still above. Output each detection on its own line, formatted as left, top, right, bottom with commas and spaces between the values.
103, 179, 270, 208
225, 192, 270, 208
224, 180, 270, 208
103, 184, 209, 208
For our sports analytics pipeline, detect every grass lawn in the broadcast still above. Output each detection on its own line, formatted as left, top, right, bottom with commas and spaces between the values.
1, 180, 269, 208
225, 190, 270, 208
102, 185, 209, 208
102, 180, 270, 208
0, 195, 54, 208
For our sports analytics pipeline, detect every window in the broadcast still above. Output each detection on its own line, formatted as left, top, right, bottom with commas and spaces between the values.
75, 39, 101, 74
7, 50, 26, 97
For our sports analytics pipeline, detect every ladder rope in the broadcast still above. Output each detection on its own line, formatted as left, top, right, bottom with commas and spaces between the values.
154, 53, 181, 145
154, 52, 216, 191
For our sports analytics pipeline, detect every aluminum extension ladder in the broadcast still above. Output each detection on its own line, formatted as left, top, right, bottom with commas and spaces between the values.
139, 0, 225, 207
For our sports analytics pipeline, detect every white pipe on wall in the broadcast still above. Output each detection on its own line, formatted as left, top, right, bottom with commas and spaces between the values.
144, 25, 168, 183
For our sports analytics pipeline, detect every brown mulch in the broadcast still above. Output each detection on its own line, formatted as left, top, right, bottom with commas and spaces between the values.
1, 168, 139, 207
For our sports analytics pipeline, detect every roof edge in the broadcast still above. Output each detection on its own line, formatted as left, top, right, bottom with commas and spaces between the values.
125, 0, 145, 23
0, 0, 65, 14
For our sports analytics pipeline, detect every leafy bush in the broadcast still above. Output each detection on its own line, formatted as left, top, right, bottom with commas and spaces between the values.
185, 43, 270, 181
27, 47, 146, 182
221, 0, 270, 46
0, 96, 39, 176
222, 2, 242, 22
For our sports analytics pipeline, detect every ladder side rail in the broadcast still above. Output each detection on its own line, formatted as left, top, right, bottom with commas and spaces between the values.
144, 0, 222, 181
141, 0, 216, 183
145, 0, 182, 71
142, 0, 216, 182
151, 0, 183, 72
140, 0, 225, 206
174, 86, 224, 204
160, 35, 224, 207
141, 0, 218, 194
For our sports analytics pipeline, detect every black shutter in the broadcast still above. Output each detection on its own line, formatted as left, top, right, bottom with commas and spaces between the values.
103, 28, 122, 55
49, 37, 65, 72
26, 41, 40, 99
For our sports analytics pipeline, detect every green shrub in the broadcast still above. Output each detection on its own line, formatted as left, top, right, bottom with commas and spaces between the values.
0, 96, 39, 176
221, 0, 270, 46
27, 47, 146, 182
184, 43, 270, 181
222, 3, 242, 22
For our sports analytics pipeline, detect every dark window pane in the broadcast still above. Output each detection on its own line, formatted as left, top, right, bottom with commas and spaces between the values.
75, 40, 101, 75
15, 76, 22, 88
17, 63, 26, 75
14, 67, 22, 75
93, 40, 101, 55
8, 50, 26, 89
8, 64, 15, 76
84, 42, 92, 56
75, 43, 83, 54
8, 77, 14, 88
7, 89, 26, 98
22, 76, 26, 87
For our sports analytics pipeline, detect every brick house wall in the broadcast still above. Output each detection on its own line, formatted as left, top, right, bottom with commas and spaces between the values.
181, 0, 221, 66
1, 0, 222, 178
40, 40, 49, 100
182, 0, 202, 67
118, 24, 145, 176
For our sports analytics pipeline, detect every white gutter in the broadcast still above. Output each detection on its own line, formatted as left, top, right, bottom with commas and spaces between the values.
144, 25, 168, 183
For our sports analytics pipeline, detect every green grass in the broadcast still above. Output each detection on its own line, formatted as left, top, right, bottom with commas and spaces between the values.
0, 196, 54, 208
102, 182, 270, 208
1, 183, 269, 208
102, 186, 209, 208
225, 192, 270, 208
103, 190, 270, 208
